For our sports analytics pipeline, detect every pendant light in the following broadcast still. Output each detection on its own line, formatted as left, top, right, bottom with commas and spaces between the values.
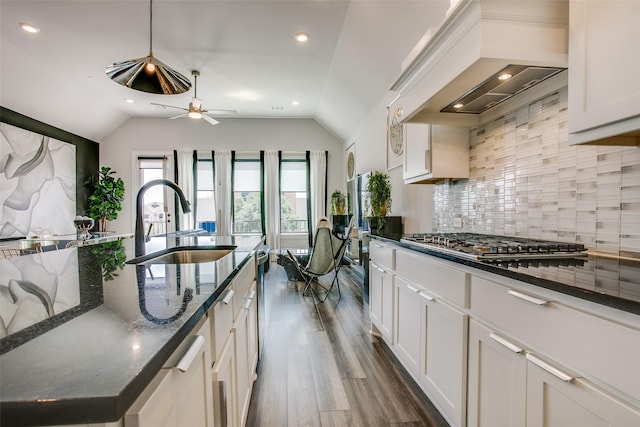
105, 0, 191, 95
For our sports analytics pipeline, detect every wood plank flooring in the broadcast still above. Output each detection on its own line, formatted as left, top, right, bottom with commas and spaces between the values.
245, 264, 449, 427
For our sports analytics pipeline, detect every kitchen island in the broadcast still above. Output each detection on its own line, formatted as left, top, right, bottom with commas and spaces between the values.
0, 233, 263, 427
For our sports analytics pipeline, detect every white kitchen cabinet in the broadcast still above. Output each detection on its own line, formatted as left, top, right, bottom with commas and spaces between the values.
393, 276, 422, 376
568, 0, 640, 145
125, 317, 214, 427
212, 335, 237, 427
403, 123, 469, 184
418, 289, 468, 427
526, 354, 640, 426
369, 261, 394, 342
467, 319, 527, 427
369, 241, 395, 342
233, 282, 258, 426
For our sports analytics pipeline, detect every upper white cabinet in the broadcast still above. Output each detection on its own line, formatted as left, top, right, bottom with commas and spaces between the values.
403, 123, 469, 184
568, 0, 640, 145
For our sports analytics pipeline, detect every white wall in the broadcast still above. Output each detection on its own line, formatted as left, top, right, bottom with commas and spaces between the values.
100, 117, 344, 235
346, 93, 434, 234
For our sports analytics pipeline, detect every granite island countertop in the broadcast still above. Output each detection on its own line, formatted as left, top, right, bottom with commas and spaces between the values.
369, 234, 640, 316
0, 233, 264, 426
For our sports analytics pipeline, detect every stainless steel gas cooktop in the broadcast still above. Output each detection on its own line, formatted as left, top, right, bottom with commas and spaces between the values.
400, 233, 588, 261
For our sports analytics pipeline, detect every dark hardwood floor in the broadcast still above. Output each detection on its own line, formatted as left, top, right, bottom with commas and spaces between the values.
245, 263, 449, 427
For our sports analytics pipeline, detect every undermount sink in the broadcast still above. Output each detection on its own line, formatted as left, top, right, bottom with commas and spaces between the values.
126, 246, 237, 265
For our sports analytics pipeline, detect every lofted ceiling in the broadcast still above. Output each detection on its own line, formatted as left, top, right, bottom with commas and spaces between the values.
0, 0, 449, 142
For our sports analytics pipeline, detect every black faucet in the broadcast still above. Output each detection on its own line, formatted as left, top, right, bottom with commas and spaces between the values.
135, 179, 191, 257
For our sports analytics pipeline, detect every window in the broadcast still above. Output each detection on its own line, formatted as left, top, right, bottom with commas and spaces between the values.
196, 158, 216, 232
233, 160, 262, 234
280, 160, 308, 233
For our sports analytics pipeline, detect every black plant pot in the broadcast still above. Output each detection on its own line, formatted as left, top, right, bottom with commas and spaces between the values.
367, 216, 402, 238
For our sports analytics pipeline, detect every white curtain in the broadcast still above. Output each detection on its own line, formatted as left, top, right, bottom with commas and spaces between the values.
309, 150, 327, 235
214, 150, 232, 236
264, 150, 280, 250
176, 150, 195, 230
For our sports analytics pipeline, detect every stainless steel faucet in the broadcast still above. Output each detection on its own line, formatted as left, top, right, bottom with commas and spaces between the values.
135, 179, 191, 256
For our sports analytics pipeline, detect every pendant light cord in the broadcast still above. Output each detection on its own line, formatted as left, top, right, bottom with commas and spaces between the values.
149, 0, 153, 55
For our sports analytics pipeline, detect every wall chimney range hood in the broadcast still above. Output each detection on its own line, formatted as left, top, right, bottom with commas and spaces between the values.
391, 0, 569, 125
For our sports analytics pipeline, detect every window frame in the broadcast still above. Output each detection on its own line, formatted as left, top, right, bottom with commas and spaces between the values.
279, 158, 309, 235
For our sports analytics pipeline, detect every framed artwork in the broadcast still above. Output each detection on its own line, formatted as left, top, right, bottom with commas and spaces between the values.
346, 142, 356, 182
386, 97, 404, 171
0, 122, 76, 239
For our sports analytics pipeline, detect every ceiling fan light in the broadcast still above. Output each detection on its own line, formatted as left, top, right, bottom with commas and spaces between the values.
188, 111, 202, 119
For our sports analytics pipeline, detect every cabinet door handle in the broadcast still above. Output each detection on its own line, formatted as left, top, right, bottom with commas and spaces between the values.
243, 298, 253, 310
406, 284, 421, 293
175, 335, 205, 372
508, 289, 549, 306
526, 353, 574, 382
489, 333, 524, 354
374, 243, 382, 248
217, 380, 228, 427
419, 291, 434, 301
248, 289, 256, 299
371, 262, 385, 273
222, 289, 234, 305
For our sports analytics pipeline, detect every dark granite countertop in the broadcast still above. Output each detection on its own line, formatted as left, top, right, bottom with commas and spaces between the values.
0, 233, 263, 426
369, 234, 640, 316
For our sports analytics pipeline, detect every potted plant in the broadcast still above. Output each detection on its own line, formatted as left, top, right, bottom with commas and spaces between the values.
85, 166, 125, 232
331, 190, 347, 215
366, 170, 392, 230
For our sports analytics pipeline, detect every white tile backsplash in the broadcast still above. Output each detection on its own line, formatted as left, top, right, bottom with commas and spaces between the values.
433, 87, 640, 257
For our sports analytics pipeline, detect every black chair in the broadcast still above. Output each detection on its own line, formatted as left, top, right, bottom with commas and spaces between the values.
286, 216, 354, 302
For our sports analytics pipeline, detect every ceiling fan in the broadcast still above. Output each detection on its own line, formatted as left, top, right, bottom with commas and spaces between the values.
151, 70, 236, 125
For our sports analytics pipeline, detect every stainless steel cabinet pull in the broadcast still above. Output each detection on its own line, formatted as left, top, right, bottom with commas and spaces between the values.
407, 284, 421, 293
175, 335, 204, 372
374, 243, 382, 248
243, 298, 253, 310
248, 289, 256, 299
526, 353, 574, 382
419, 291, 434, 301
222, 289, 234, 305
508, 289, 549, 306
489, 333, 524, 354
371, 262, 385, 273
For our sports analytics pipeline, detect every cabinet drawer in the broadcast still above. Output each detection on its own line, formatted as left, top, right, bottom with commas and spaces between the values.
395, 248, 468, 307
208, 289, 235, 364
369, 241, 395, 270
231, 259, 255, 321
470, 276, 640, 402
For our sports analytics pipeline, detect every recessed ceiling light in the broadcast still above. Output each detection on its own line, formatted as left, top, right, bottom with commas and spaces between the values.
19, 23, 40, 34
498, 73, 513, 81
125, 98, 135, 103
294, 32, 309, 42
292, 100, 300, 106
453, 103, 464, 109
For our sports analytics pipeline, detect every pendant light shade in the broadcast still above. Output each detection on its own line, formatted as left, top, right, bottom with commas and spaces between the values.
105, 0, 191, 95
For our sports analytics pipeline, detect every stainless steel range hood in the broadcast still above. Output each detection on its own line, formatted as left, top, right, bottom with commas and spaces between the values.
391, 0, 569, 125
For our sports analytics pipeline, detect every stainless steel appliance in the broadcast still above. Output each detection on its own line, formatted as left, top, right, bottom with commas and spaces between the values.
401, 233, 587, 261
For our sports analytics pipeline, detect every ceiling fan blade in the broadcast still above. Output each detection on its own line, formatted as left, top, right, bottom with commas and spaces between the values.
203, 109, 238, 115
151, 102, 188, 112
169, 113, 188, 120
202, 115, 220, 126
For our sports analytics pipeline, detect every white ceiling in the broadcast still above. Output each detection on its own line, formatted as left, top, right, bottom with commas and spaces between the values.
0, 0, 449, 142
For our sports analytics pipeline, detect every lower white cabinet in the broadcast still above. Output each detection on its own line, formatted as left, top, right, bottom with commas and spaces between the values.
526, 355, 640, 427
212, 335, 237, 427
467, 319, 527, 427
233, 282, 258, 426
125, 317, 214, 427
393, 276, 422, 375
418, 290, 467, 427
369, 261, 394, 342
